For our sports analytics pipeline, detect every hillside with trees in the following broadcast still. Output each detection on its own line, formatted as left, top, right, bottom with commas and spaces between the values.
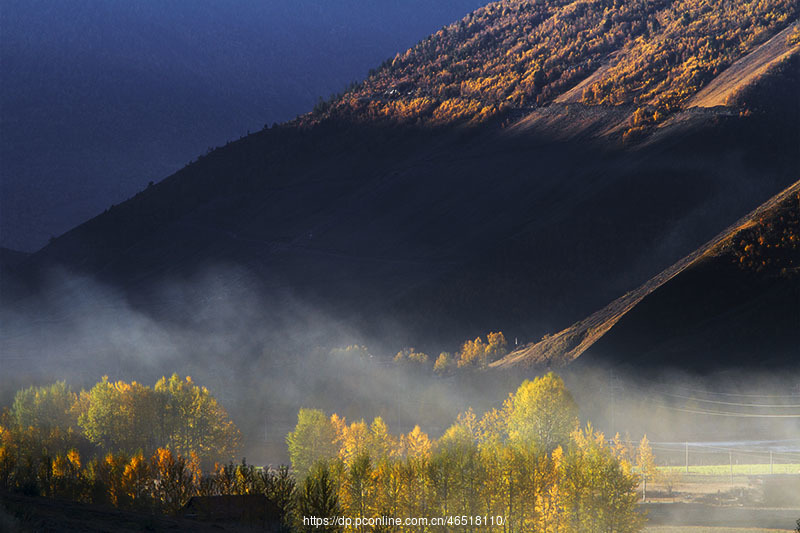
2, 0, 799, 469
304, 0, 798, 132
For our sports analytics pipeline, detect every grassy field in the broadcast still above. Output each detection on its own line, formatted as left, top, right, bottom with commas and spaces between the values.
659, 464, 800, 476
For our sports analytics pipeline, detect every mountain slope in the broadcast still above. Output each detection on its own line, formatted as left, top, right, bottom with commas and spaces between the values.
687, 23, 799, 108
1, 0, 486, 251
492, 180, 800, 371
3, 0, 799, 357
307, 0, 798, 133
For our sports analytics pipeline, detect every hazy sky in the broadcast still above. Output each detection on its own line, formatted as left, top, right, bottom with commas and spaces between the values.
0, 0, 485, 251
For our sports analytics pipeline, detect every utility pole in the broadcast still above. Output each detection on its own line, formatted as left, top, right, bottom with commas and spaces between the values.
610, 371, 616, 435
609, 370, 620, 436
685, 442, 689, 474
642, 471, 646, 502
729, 451, 733, 484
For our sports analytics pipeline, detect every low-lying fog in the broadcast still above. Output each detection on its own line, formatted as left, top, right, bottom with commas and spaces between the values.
2, 266, 798, 466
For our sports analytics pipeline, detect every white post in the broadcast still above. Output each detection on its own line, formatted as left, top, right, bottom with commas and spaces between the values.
729, 451, 733, 483
685, 442, 689, 474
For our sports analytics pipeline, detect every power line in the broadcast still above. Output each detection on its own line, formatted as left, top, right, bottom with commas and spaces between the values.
659, 386, 800, 399
648, 391, 800, 408
593, 386, 800, 417
616, 382, 800, 408
650, 403, 800, 418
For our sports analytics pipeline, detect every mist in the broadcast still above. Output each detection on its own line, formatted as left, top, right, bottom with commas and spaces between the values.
3, 263, 798, 472
1, 264, 514, 464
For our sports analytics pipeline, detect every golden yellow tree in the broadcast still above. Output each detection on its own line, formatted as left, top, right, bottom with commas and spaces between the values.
150, 447, 200, 515
433, 352, 452, 375
399, 425, 432, 521
636, 435, 657, 501
155, 374, 240, 462
339, 420, 369, 467
507, 373, 578, 452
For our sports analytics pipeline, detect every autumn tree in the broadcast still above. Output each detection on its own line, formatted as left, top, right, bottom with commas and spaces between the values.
51, 448, 85, 501
338, 419, 370, 467
456, 332, 508, 369
485, 331, 508, 361
0, 421, 17, 490
636, 435, 657, 501
507, 372, 578, 452
564, 424, 643, 533
154, 374, 240, 462
398, 425, 432, 520
78, 378, 159, 453
150, 447, 200, 515
122, 451, 152, 509
433, 352, 452, 375
76, 376, 239, 462
393, 348, 429, 366
367, 417, 396, 461
457, 337, 487, 368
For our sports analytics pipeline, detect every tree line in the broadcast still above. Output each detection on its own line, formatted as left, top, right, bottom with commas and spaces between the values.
0, 374, 243, 513
390, 330, 509, 375
288, 373, 647, 532
1, 372, 658, 530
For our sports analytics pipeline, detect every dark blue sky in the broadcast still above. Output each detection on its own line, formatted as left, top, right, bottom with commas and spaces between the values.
0, 0, 485, 251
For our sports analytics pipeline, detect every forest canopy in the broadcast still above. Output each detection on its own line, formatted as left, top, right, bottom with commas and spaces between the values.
4, 374, 240, 464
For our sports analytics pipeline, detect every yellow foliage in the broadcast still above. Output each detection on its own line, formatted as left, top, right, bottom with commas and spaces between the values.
300, 0, 797, 129
402, 425, 432, 461
456, 331, 508, 369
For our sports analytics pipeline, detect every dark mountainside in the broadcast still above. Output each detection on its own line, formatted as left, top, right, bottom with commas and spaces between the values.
494, 179, 800, 372
583, 180, 800, 372
1, 0, 486, 251
2, 1, 799, 373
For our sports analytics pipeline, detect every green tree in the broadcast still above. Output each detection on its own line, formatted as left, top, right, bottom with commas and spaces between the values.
287, 409, 337, 479
12, 382, 78, 433
298, 461, 342, 533
262, 465, 297, 531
